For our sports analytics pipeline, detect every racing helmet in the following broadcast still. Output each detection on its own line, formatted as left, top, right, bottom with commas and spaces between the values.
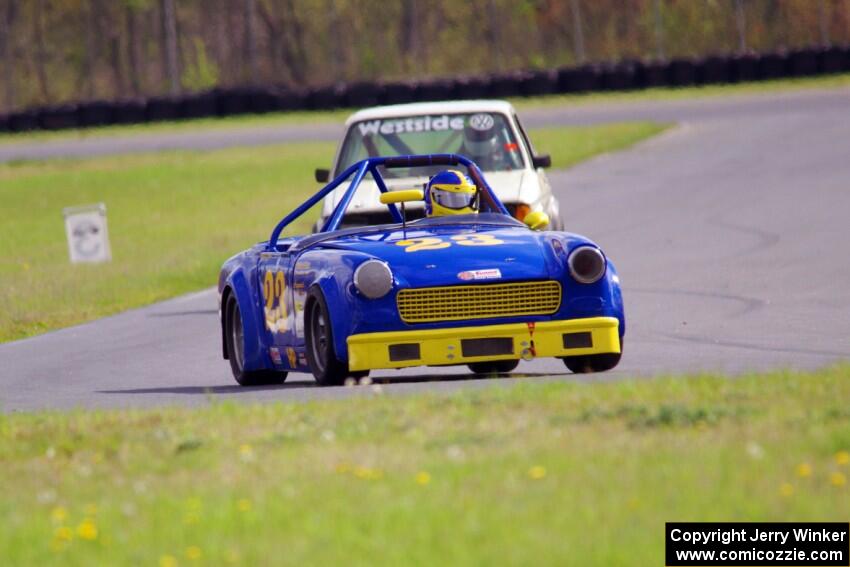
424, 170, 478, 217
463, 113, 499, 157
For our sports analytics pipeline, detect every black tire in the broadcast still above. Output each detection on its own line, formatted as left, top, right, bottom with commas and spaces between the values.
561, 338, 623, 374
224, 294, 288, 386
305, 288, 350, 386
468, 359, 520, 375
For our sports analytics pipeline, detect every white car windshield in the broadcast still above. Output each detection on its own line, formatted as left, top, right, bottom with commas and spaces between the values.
335, 112, 525, 178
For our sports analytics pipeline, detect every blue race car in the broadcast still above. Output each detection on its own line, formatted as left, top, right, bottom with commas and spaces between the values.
218, 154, 624, 386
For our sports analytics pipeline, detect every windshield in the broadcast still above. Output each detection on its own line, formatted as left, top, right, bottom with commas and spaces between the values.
335, 112, 525, 178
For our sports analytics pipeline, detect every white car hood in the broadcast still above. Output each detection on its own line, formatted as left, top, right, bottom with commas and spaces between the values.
321, 169, 532, 217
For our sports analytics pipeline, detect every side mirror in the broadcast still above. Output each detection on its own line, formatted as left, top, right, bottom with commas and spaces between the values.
315, 168, 330, 183
523, 211, 550, 231
532, 154, 551, 169
379, 189, 424, 205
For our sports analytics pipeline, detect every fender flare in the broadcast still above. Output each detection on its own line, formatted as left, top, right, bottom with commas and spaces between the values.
227, 268, 271, 372
307, 276, 352, 364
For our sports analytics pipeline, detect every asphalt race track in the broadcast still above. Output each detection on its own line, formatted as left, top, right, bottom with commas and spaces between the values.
2, 90, 849, 411
2, 88, 850, 162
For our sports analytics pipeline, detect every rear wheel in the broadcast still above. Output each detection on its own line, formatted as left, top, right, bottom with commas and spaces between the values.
561, 338, 623, 374
468, 359, 519, 375
225, 295, 287, 386
305, 289, 350, 386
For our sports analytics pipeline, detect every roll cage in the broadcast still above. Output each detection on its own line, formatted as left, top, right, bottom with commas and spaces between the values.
267, 154, 511, 251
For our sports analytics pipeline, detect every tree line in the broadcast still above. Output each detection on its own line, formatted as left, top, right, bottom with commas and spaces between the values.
1, 0, 849, 113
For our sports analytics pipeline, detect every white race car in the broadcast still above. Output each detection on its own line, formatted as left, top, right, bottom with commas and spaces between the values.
314, 100, 562, 230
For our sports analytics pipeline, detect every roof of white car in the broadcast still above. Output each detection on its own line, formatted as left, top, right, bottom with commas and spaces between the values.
345, 100, 517, 125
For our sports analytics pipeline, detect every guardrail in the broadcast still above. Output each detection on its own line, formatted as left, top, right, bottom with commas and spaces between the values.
2, 46, 849, 134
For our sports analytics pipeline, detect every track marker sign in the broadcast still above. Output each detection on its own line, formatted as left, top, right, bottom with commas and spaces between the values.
63, 203, 112, 264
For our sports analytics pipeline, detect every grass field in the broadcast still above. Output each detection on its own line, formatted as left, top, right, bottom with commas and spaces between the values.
0, 121, 667, 343
1, 365, 847, 565
0, 72, 847, 145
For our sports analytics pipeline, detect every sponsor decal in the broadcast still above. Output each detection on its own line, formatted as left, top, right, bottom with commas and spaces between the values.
357, 115, 465, 137
269, 347, 282, 365
457, 268, 502, 281
286, 347, 297, 368
297, 353, 307, 367
468, 113, 494, 131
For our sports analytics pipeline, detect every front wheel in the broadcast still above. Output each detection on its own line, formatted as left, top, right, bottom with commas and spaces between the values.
224, 295, 287, 386
468, 360, 519, 375
561, 339, 623, 374
305, 288, 350, 386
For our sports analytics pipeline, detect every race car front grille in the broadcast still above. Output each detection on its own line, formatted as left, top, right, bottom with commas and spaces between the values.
397, 280, 562, 323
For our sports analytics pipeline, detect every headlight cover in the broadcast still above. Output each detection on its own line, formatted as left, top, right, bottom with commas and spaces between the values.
568, 246, 606, 284
354, 260, 393, 299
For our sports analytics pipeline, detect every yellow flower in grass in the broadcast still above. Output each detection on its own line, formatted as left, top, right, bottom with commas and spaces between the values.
795, 462, 812, 478
830, 472, 846, 487
54, 526, 73, 542
239, 444, 255, 462
528, 465, 547, 480
415, 471, 431, 485
779, 482, 794, 498
76, 519, 98, 541
354, 466, 383, 480
50, 506, 67, 524
185, 546, 202, 561
237, 498, 252, 512
159, 554, 178, 567
835, 451, 850, 466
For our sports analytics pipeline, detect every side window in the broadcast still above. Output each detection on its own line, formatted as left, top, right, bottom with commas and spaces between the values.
513, 114, 537, 157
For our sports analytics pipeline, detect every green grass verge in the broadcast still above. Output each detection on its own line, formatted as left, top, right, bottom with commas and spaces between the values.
1, 365, 848, 565
0, 122, 667, 343
1, 72, 848, 145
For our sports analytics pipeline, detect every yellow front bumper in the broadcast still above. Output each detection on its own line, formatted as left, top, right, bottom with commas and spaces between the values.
347, 317, 620, 371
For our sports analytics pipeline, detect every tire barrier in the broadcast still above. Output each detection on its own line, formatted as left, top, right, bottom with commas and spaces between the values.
415, 77, 456, 102
820, 46, 848, 73
2, 45, 849, 134
636, 61, 668, 88
730, 53, 759, 83
304, 84, 344, 110
788, 48, 819, 76
382, 80, 418, 105
77, 100, 115, 127
667, 58, 697, 86
452, 75, 491, 100
599, 61, 639, 91
111, 99, 147, 124
697, 56, 732, 84
39, 104, 79, 130
557, 65, 599, 92
757, 52, 788, 79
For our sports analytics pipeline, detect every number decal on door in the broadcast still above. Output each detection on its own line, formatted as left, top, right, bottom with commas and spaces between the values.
263, 270, 287, 332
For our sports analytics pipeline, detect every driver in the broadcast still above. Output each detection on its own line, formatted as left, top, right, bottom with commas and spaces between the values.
459, 114, 506, 170
424, 170, 479, 217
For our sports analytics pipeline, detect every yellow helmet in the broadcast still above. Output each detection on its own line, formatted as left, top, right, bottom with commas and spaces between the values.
424, 169, 478, 217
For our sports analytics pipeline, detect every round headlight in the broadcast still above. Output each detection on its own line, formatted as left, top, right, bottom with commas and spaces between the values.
568, 246, 606, 284
354, 260, 393, 299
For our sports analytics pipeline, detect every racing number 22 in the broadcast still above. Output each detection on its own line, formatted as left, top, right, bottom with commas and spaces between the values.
396, 234, 504, 253
263, 270, 287, 331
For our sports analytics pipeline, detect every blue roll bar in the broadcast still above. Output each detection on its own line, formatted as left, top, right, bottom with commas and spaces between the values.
267, 154, 510, 250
